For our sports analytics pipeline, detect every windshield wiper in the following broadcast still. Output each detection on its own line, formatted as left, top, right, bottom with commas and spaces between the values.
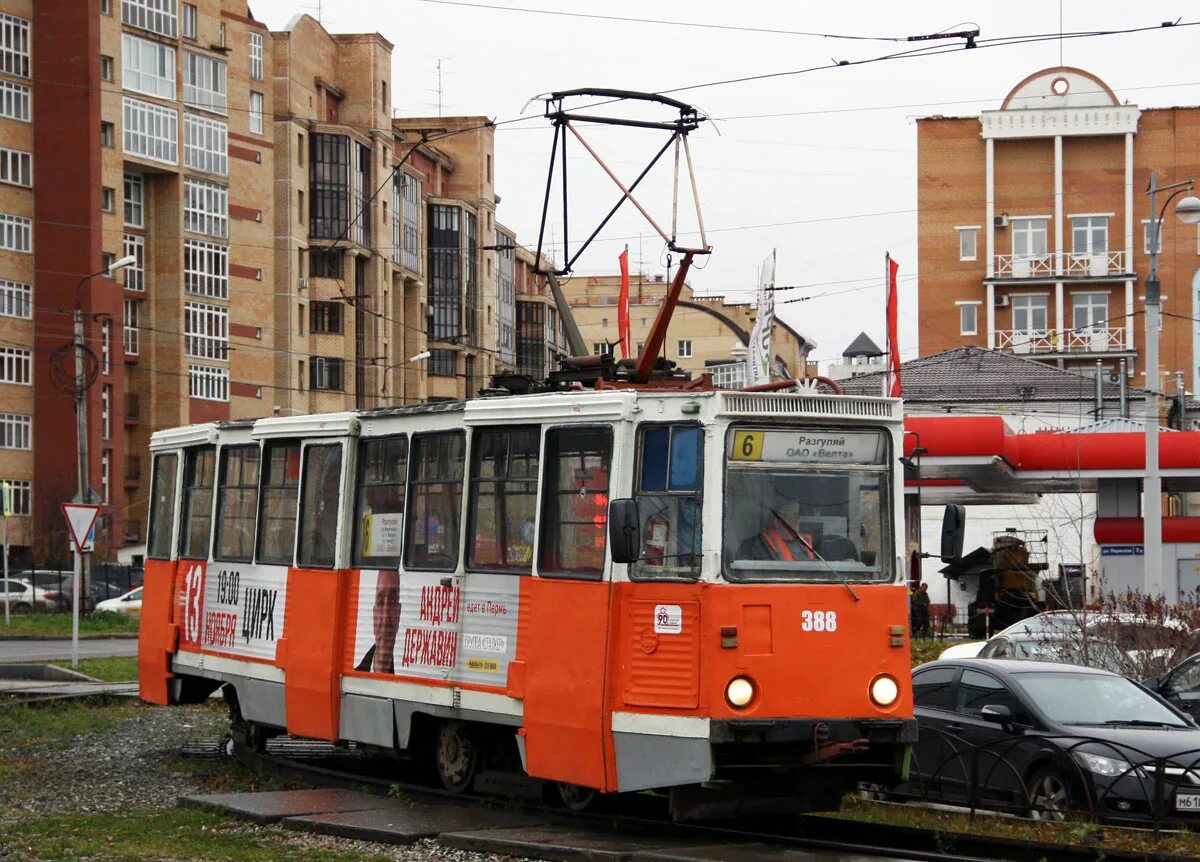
1102, 719, 1183, 728
770, 509, 860, 602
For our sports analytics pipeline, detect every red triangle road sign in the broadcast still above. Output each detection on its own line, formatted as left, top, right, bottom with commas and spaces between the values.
61, 503, 100, 552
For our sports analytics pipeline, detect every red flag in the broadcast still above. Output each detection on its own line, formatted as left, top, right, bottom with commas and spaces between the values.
887, 255, 901, 397
618, 248, 631, 358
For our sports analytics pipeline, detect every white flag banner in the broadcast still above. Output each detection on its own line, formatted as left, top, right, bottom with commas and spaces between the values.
747, 251, 776, 386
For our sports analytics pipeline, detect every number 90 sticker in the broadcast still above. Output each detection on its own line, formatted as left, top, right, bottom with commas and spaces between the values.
731, 430, 764, 461
801, 610, 838, 632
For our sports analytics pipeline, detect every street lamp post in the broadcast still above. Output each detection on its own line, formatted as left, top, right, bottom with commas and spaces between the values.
1142, 174, 1200, 600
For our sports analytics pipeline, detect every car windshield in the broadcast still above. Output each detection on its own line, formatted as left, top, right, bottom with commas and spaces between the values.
1012, 637, 1128, 674
722, 427, 891, 583
1016, 671, 1188, 727
999, 613, 1081, 637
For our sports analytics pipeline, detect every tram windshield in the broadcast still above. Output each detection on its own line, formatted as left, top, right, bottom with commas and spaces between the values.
722, 427, 892, 583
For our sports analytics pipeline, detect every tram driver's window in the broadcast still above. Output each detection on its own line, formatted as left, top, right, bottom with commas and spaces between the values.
632, 425, 702, 580
354, 436, 407, 567
257, 442, 301, 565
404, 431, 464, 572
468, 427, 539, 572
298, 443, 343, 568
539, 426, 612, 578
179, 447, 216, 559
147, 452, 179, 560
214, 445, 260, 562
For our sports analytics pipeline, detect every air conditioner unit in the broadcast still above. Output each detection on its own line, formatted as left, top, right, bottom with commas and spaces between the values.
297, 278, 308, 290
993, 294, 1010, 308
1106, 372, 1122, 385
994, 214, 1009, 228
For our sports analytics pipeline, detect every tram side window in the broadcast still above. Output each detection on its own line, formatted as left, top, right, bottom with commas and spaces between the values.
298, 443, 343, 568
354, 436, 408, 567
179, 447, 216, 559
632, 425, 702, 580
147, 452, 179, 560
214, 445, 260, 562
404, 431, 464, 572
468, 427, 539, 572
539, 426, 612, 578
257, 442, 301, 565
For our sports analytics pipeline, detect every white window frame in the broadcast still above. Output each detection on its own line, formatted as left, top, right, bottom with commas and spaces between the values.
592, 342, 612, 356
121, 0, 178, 39
0, 213, 31, 253
123, 97, 178, 165
0, 147, 31, 188
121, 33, 176, 101
183, 177, 227, 238
184, 238, 228, 298
1011, 293, 1049, 334
0, 13, 30, 79
1, 479, 30, 515
101, 320, 111, 374
184, 113, 228, 175
1143, 219, 1163, 255
101, 450, 111, 505
181, 2, 197, 39
0, 413, 31, 449
249, 91, 263, 134
184, 301, 229, 360
101, 384, 112, 440
248, 32, 263, 80
956, 225, 979, 262
183, 50, 227, 115
101, 122, 115, 148
124, 174, 144, 227
0, 280, 31, 319
677, 339, 693, 358
956, 300, 981, 336
123, 299, 140, 356
1012, 216, 1050, 258
311, 357, 343, 390
189, 364, 229, 401
0, 347, 31, 384
102, 187, 115, 213
0, 80, 30, 122
1072, 292, 1109, 332
123, 234, 145, 291
1070, 214, 1110, 255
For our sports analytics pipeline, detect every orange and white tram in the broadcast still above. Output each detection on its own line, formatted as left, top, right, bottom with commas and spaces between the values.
139, 387, 921, 814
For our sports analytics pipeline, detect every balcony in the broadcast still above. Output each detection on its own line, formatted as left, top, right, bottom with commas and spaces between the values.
995, 326, 1130, 355
992, 251, 1128, 280
124, 455, 141, 488
124, 393, 140, 425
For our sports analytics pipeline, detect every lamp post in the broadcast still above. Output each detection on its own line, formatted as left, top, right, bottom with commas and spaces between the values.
1142, 175, 1200, 600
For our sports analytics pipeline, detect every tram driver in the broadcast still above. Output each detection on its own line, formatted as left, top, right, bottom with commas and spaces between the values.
731, 472, 859, 567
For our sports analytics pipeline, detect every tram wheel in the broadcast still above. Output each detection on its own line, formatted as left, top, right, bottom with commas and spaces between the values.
557, 781, 597, 812
435, 720, 479, 793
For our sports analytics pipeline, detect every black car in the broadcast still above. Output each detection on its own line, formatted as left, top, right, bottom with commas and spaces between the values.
1144, 654, 1200, 722
904, 658, 1200, 823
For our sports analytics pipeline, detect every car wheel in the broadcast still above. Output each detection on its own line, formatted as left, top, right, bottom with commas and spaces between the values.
10, 602, 31, 614
1027, 765, 1074, 821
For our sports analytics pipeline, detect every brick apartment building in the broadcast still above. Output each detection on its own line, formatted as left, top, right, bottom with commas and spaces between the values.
918, 66, 1200, 394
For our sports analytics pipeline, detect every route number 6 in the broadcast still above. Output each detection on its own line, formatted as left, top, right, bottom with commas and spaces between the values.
801, 610, 837, 632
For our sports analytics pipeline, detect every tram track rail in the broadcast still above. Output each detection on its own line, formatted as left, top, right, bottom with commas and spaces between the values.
180, 734, 1192, 862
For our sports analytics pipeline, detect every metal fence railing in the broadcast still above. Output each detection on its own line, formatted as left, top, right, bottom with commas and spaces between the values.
9, 563, 143, 612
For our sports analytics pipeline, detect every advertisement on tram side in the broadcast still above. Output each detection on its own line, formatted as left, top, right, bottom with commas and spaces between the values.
175, 560, 289, 662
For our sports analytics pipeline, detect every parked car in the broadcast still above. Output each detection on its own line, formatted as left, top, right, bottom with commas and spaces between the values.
95, 586, 142, 616
904, 658, 1200, 823
0, 578, 37, 613
1143, 653, 1200, 722
10, 569, 72, 611
975, 634, 1130, 675
938, 611, 1084, 660
937, 611, 1190, 663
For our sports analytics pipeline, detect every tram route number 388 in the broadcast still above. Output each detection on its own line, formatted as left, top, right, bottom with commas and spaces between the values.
801, 609, 838, 632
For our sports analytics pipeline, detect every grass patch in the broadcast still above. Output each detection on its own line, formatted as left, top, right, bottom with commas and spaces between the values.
911, 638, 951, 667
0, 610, 139, 637
6, 807, 398, 861
0, 697, 142, 750
56, 655, 139, 681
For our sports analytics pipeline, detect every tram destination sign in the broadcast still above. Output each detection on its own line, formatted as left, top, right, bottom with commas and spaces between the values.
730, 429, 884, 465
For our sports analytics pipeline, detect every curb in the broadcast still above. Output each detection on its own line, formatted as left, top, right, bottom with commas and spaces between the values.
0, 632, 139, 641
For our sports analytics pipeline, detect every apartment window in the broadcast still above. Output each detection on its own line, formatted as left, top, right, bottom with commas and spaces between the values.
310, 301, 342, 334
592, 342, 612, 356
123, 234, 144, 291
101, 320, 111, 374
957, 226, 978, 261
101, 450, 111, 505
310, 133, 350, 239
189, 364, 228, 401
1072, 293, 1109, 332
1012, 217, 1048, 257
184, 239, 228, 298
1144, 219, 1163, 255
1072, 216, 1108, 254
0, 148, 30, 188
183, 177, 228, 238
248, 91, 263, 134
1, 479, 30, 515
248, 32, 263, 80
309, 248, 343, 278
428, 204, 461, 341
429, 349, 455, 377
102, 0, 113, 15
0, 80, 30, 122
958, 302, 979, 336
183, 50, 227, 115
218, 23, 225, 47
124, 174, 144, 227
297, 133, 304, 166
184, 301, 228, 359
101, 385, 112, 440
353, 142, 370, 246
123, 299, 140, 356
0, 280, 31, 319
401, 171, 421, 273
184, 114, 228, 175
101, 122, 115, 148
0, 347, 30, 384
122, 0, 178, 38
0, 213, 31, 253
0, 413, 30, 449
297, 190, 304, 225
310, 357, 344, 390
101, 187, 115, 213
102, 252, 115, 273
297, 303, 304, 337
121, 34, 176, 100
100, 55, 114, 82
391, 176, 402, 264
181, 2, 196, 38
123, 97, 179, 165
677, 339, 693, 358
1012, 294, 1048, 334
0, 13, 30, 78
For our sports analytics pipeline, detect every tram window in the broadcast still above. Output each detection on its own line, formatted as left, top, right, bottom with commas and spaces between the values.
298, 443, 343, 568
353, 435, 408, 567
147, 452, 179, 560
632, 424, 702, 581
257, 442, 301, 565
404, 431, 464, 572
467, 427, 539, 573
179, 447, 216, 559
539, 426, 612, 579
214, 445, 260, 562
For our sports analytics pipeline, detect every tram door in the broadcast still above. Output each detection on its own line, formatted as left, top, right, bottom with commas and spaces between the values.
523, 426, 616, 790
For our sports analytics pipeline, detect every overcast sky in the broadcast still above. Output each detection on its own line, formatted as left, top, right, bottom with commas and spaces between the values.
250, 0, 1200, 371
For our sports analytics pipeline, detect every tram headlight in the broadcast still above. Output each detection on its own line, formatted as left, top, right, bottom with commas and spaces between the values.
869, 674, 900, 708
725, 676, 755, 708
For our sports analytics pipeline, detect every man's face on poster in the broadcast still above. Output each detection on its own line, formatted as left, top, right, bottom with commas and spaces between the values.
372, 570, 401, 667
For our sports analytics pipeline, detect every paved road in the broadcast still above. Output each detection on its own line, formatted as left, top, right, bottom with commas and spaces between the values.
0, 638, 138, 662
